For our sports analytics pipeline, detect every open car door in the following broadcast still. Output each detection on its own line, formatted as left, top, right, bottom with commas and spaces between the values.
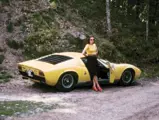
100, 59, 115, 83
107, 62, 115, 83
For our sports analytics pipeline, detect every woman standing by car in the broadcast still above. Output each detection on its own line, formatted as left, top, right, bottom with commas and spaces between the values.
82, 36, 103, 92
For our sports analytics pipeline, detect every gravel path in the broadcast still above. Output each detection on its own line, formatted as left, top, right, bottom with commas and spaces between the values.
0, 77, 159, 120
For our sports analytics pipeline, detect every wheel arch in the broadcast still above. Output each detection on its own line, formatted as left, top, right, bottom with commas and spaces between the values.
120, 68, 135, 79
55, 71, 79, 92
57, 71, 79, 84
118, 68, 135, 86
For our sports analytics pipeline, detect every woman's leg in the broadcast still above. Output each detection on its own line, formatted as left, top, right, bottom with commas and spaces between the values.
92, 76, 98, 91
93, 76, 102, 91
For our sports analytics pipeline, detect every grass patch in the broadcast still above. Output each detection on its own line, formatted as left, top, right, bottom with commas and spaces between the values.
0, 101, 59, 117
0, 71, 12, 83
7, 40, 24, 49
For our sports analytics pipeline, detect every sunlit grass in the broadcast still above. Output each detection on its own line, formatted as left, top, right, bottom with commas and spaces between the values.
0, 101, 59, 117
0, 71, 12, 83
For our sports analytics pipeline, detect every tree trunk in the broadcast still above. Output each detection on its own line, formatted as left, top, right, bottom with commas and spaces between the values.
146, 20, 149, 41
146, 0, 149, 41
106, 0, 112, 37
136, 0, 140, 21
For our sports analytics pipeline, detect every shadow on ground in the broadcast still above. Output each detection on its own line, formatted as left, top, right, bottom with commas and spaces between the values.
29, 81, 141, 93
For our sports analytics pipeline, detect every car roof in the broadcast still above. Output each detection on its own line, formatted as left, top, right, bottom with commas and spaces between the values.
54, 52, 84, 59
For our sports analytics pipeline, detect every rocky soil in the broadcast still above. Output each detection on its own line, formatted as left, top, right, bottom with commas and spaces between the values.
0, 77, 159, 120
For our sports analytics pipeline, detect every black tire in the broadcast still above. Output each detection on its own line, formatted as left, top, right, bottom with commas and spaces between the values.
56, 72, 78, 92
119, 69, 134, 86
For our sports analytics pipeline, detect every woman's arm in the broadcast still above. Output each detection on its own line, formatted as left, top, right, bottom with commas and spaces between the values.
95, 49, 98, 56
95, 44, 98, 56
82, 44, 88, 56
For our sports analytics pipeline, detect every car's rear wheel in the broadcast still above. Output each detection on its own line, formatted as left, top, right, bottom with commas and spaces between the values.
120, 69, 134, 86
56, 72, 78, 92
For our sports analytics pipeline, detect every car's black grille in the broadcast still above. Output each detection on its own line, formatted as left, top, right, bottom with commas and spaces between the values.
19, 71, 45, 83
38, 55, 72, 64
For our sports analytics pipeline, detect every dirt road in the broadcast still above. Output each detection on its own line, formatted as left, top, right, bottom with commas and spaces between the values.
0, 78, 159, 120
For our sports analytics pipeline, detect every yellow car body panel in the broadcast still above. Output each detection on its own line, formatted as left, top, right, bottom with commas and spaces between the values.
18, 52, 141, 87
18, 53, 91, 86
112, 63, 141, 80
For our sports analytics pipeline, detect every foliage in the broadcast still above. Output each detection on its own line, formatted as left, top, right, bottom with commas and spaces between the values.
0, 48, 3, 52
7, 40, 24, 49
20, 23, 27, 33
6, 21, 14, 33
64, 33, 84, 51
0, 101, 58, 116
19, 0, 158, 76
50, 1, 57, 9
0, 55, 5, 64
24, 29, 60, 58
97, 39, 124, 62
29, 10, 58, 32
141, 64, 159, 77
0, 71, 12, 83
0, 0, 9, 4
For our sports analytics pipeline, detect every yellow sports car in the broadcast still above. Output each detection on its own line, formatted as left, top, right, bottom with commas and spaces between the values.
18, 52, 141, 92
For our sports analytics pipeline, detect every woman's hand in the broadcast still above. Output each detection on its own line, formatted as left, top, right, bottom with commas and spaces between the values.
84, 53, 88, 57
95, 51, 98, 56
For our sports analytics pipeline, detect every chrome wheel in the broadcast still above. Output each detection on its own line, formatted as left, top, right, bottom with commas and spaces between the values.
61, 74, 74, 89
120, 69, 134, 86
122, 70, 133, 84
56, 72, 78, 92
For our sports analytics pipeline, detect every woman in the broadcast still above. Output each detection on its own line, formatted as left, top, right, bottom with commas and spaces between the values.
82, 36, 103, 92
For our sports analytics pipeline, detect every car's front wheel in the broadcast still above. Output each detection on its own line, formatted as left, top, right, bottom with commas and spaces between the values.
56, 72, 78, 92
120, 69, 134, 86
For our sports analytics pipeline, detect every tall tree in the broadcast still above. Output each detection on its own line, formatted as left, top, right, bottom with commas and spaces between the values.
106, 0, 112, 37
146, 0, 149, 41
149, 0, 158, 39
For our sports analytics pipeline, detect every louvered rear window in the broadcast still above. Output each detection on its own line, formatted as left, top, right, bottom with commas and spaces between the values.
38, 55, 72, 64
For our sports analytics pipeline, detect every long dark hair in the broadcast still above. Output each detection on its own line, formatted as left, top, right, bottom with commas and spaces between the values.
88, 36, 95, 44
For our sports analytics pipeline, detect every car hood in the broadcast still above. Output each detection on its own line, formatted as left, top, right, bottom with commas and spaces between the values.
112, 63, 135, 67
111, 63, 141, 72
18, 60, 55, 71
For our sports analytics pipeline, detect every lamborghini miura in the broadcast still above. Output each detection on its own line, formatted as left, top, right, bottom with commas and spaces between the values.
18, 52, 141, 92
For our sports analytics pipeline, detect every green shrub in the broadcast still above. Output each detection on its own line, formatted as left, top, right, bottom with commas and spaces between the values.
140, 64, 159, 77
6, 21, 14, 33
0, 55, 5, 64
20, 23, 27, 33
96, 38, 125, 62
0, 47, 4, 52
50, 1, 57, 9
0, 0, 9, 4
64, 33, 84, 50
24, 29, 60, 58
30, 10, 57, 32
0, 100, 58, 116
7, 40, 24, 49
0, 71, 12, 83
112, 34, 159, 64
